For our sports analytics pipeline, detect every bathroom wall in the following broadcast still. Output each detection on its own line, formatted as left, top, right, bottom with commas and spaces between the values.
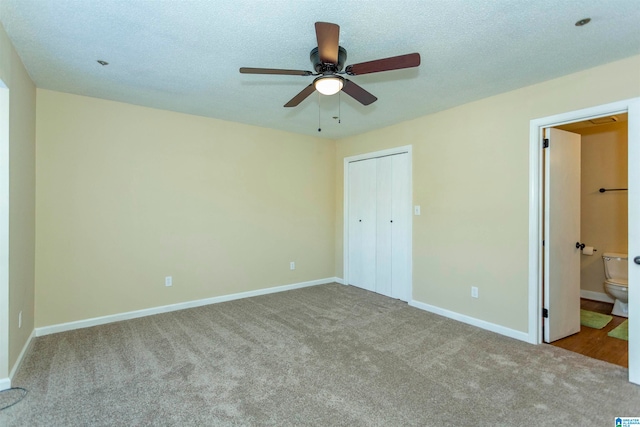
579, 121, 628, 296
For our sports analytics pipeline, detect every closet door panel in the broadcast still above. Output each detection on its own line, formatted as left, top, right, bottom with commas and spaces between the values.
348, 159, 377, 291
348, 161, 363, 288
391, 153, 410, 301
376, 156, 393, 297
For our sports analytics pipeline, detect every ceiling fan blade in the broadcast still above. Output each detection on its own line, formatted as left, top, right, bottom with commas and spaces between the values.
284, 84, 316, 107
240, 67, 312, 76
315, 22, 340, 64
345, 53, 421, 75
342, 79, 377, 106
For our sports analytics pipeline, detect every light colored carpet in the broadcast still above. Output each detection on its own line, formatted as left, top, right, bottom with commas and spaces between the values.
608, 320, 629, 341
580, 309, 613, 329
1, 283, 639, 426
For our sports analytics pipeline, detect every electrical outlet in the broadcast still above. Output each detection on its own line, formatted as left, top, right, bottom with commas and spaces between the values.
18, 311, 22, 328
165, 276, 173, 287
471, 287, 479, 298
290, 261, 295, 270
414, 205, 421, 215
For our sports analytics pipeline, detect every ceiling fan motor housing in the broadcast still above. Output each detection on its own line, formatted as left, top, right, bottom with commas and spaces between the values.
310, 46, 347, 73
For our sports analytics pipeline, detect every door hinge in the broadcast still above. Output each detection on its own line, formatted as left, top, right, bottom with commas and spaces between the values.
543, 139, 549, 148
542, 308, 549, 318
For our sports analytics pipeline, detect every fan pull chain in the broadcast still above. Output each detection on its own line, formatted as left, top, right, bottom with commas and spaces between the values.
338, 91, 341, 124
318, 92, 321, 132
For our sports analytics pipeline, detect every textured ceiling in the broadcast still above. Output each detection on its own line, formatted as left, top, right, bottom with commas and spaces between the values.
1, 0, 639, 139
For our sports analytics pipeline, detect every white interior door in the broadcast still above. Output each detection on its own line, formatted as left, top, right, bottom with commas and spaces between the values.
544, 128, 582, 343
391, 153, 410, 301
347, 150, 411, 300
348, 159, 376, 291
376, 156, 393, 297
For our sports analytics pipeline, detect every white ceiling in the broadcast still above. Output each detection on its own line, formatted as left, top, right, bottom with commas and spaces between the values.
1, 0, 639, 140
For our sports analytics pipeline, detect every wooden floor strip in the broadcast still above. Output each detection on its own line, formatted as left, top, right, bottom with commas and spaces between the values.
550, 299, 628, 368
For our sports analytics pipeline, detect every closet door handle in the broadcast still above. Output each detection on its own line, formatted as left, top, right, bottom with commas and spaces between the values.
634, 256, 640, 265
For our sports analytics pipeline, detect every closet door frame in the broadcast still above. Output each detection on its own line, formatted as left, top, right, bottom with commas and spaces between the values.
343, 145, 413, 302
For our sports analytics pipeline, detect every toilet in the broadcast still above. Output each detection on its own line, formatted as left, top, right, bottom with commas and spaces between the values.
602, 253, 628, 317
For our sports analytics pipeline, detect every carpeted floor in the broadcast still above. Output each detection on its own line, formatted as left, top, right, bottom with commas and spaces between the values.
1, 283, 638, 426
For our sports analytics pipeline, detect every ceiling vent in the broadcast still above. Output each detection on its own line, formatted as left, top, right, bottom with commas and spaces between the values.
589, 116, 618, 125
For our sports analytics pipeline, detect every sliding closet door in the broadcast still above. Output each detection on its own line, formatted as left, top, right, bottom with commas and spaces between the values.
390, 153, 410, 300
348, 159, 377, 291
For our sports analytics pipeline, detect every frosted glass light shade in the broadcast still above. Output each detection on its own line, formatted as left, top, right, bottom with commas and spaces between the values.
314, 77, 344, 95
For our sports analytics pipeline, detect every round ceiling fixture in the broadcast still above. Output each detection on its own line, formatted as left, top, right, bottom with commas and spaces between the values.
314, 76, 344, 96
575, 18, 591, 26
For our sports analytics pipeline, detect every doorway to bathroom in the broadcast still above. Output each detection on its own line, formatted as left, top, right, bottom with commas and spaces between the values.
528, 98, 640, 385
546, 115, 629, 367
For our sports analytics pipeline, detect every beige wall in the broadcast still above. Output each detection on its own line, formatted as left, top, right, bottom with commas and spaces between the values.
21, 48, 640, 340
35, 90, 335, 327
578, 122, 628, 294
336, 55, 640, 333
0, 23, 36, 377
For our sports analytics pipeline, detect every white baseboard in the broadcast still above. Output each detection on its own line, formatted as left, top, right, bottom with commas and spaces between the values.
0, 330, 35, 390
9, 329, 35, 381
36, 277, 340, 337
580, 290, 614, 303
409, 299, 530, 343
335, 277, 345, 285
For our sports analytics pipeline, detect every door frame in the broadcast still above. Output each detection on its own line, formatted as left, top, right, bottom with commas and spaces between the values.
343, 145, 413, 302
0, 81, 9, 385
528, 98, 640, 384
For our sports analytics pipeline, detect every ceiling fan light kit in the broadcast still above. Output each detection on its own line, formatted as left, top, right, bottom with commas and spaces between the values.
239, 22, 421, 108
314, 76, 344, 95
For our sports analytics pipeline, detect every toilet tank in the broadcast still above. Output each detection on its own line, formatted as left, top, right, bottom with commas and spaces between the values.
602, 253, 628, 281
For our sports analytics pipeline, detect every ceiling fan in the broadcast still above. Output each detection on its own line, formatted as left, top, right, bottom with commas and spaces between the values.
239, 22, 421, 107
